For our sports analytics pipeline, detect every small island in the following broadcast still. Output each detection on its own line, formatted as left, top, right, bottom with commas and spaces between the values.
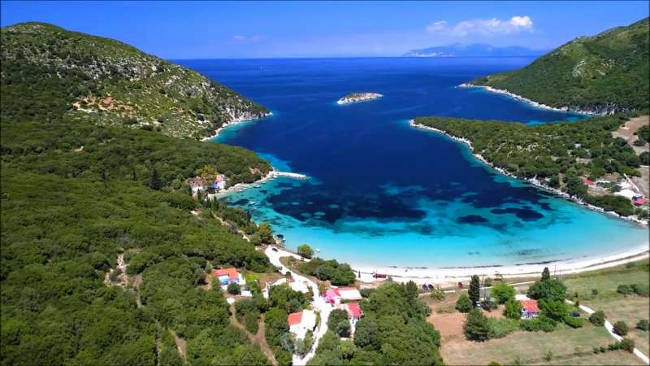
337, 92, 383, 105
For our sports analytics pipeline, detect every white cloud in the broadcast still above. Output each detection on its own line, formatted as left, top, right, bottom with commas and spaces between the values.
426, 16, 533, 37
232, 34, 265, 42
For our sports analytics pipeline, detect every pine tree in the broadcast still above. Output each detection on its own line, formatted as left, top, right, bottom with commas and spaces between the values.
149, 168, 162, 190
469, 275, 480, 306
541, 267, 551, 281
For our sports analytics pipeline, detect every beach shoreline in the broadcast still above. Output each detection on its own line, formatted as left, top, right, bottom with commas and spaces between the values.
212, 169, 308, 199
458, 83, 603, 116
409, 120, 649, 228
202, 111, 273, 141
352, 244, 649, 285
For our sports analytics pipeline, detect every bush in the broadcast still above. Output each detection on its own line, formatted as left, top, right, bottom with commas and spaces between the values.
227, 282, 241, 295
539, 299, 567, 321
620, 338, 635, 353
589, 310, 606, 326
613, 321, 628, 336
503, 297, 522, 320
636, 319, 649, 331
430, 288, 445, 301
490, 283, 516, 304
488, 318, 519, 339
297, 244, 314, 259
520, 315, 556, 332
527, 278, 567, 302
456, 293, 473, 313
328, 309, 350, 337
617, 284, 633, 295
480, 299, 498, 311
464, 309, 490, 341
631, 284, 649, 297
563, 316, 584, 328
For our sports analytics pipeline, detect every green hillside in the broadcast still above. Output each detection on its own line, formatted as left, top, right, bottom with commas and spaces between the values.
472, 18, 649, 114
1, 23, 277, 365
1, 22, 268, 139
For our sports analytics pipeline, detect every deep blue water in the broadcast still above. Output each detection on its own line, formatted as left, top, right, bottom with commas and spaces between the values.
177, 58, 648, 268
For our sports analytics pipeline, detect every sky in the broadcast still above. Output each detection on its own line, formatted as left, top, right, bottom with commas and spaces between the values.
1, 1, 648, 58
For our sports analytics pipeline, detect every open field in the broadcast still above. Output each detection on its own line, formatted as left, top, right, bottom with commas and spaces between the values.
563, 260, 650, 356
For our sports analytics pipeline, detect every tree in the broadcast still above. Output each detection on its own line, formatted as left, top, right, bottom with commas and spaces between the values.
297, 244, 314, 259
464, 309, 490, 341
491, 283, 516, 304
149, 167, 162, 190
503, 297, 522, 320
227, 282, 241, 295
613, 321, 629, 336
354, 317, 378, 349
527, 278, 567, 302
328, 309, 350, 337
541, 267, 551, 281
538, 299, 567, 321
589, 310, 606, 326
469, 275, 480, 306
258, 222, 273, 244
456, 293, 473, 313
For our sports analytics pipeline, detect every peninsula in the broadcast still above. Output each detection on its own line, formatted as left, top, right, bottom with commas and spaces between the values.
337, 92, 383, 104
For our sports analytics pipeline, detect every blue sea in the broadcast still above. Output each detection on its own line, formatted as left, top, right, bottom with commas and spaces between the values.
177, 58, 648, 268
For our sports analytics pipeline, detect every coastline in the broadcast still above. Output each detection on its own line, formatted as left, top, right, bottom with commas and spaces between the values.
352, 244, 649, 285
458, 83, 601, 116
212, 169, 308, 199
409, 119, 649, 227
336, 93, 383, 105
201, 111, 273, 141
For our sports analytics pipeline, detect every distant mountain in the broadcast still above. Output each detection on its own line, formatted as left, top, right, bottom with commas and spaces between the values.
403, 43, 547, 58
471, 17, 649, 114
1, 22, 268, 139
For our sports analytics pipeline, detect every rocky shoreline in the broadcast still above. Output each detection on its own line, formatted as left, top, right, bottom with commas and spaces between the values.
409, 119, 649, 227
337, 92, 383, 105
458, 83, 604, 116
202, 111, 273, 141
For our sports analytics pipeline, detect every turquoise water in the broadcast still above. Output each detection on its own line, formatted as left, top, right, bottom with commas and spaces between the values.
177, 58, 648, 268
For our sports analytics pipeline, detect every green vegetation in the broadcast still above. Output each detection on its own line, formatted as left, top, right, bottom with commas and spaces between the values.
297, 244, 314, 259
415, 115, 642, 216
464, 308, 491, 341
614, 321, 629, 336
235, 298, 262, 334
469, 275, 481, 306
589, 310, 606, 326
297, 257, 356, 285
472, 18, 649, 113
637, 319, 649, 331
268, 283, 310, 313
327, 309, 351, 337
456, 293, 473, 313
504, 297, 523, 320
491, 283, 517, 304
1, 22, 278, 365
2, 22, 268, 140
310, 282, 443, 365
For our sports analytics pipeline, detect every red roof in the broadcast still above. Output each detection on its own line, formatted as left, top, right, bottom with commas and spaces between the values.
520, 299, 540, 313
634, 196, 647, 206
212, 268, 239, 280
346, 302, 363, 318
288, 312, 302, 326
583, 178, 595, 186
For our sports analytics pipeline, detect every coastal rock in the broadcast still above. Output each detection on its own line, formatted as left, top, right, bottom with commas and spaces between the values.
337, 92, 383, 105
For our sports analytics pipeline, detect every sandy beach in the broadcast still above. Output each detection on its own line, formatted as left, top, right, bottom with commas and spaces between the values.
352, 244, 649, 286
201, 111, 273, 141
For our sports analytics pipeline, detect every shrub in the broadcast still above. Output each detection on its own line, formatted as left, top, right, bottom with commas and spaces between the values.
464, 309, 490, 341
297, 244, 314, 259
564, 316, 584, 328
631, 284, 649, 297
490, 283, 516, 304
527, 278, 567, 302
617, 284, 633, 295
488, 318, 519, 339
456, 293, 473, 313
620, 338, 635, 353
591, 288, 598, 296
469, 275, 481, 306
636, 319, 649, 331
328, 309, 350, 337
227, 282, 241, 295
430, 288, 445, 301
613, 321, 628, 336
487, 362, 501, 366
589, 311, 606, 326
480, 299, 498, 311
503, 297, 522, 320
539, 299, 567, 321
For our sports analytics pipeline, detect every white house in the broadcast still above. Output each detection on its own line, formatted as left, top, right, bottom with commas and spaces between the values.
288, 310, 316, 340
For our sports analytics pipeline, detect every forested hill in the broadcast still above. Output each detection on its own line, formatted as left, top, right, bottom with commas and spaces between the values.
471, 17, 649, 114
1, 22, 268, 139
1, 24, 278, 365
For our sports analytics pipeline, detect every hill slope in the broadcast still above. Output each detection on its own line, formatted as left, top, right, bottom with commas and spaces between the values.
471, 18, 649, 114
1, 22, 268, 139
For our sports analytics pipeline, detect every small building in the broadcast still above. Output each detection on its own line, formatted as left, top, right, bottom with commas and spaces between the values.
212, 268, 243, 286
520, 299, 540, 319
325, 286, 362, 305
633, 195, 647, 206
342, 302, 363, 320
583, 178, 595, 186
288, 310, 316, 340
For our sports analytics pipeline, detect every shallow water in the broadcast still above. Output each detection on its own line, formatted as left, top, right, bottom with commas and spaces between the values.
177, 57, 648, 268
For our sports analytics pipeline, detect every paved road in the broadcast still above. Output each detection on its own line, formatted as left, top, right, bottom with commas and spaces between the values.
565, 299, 649, 365
264, 246, 332, 366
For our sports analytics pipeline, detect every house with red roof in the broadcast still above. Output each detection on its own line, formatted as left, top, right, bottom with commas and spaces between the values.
633, 195, 647, 206
324, 286, 362, 305
342, 302, 363, 320
212, 267, 243, 286
288, 310, 316, 340
583, 178, 595, 186
519, 299, 540, 318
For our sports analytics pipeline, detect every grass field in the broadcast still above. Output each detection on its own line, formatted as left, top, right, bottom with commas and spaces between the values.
563, 260, 650, 356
